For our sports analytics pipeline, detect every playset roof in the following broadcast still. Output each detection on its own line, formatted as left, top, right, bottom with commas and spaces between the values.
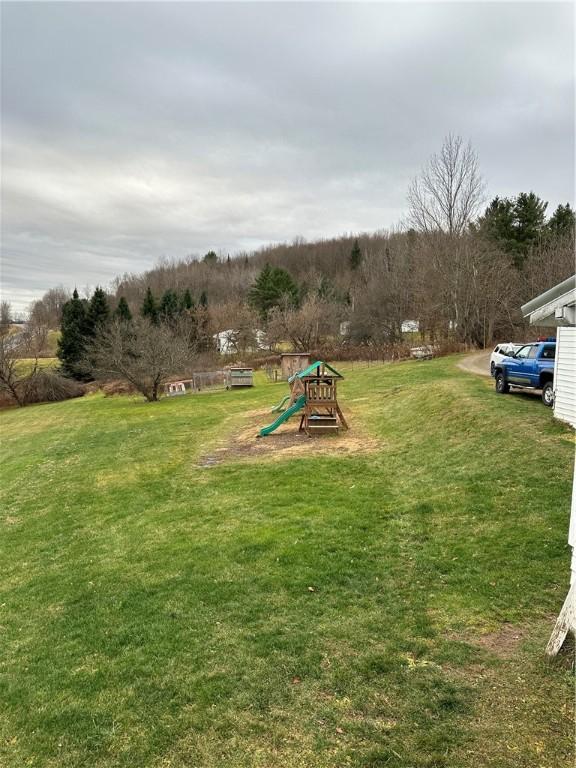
293, 361, 343, 380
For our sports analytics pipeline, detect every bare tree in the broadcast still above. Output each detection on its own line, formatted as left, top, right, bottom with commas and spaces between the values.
0, 323, 49, 406
0, 337, 26, 405
210, 301, 261, 355
266, 295, 340, 351
28, 286, 70, 328
87, 319, 197, 402
408, 134, 485, 236
0, 301, 12, 332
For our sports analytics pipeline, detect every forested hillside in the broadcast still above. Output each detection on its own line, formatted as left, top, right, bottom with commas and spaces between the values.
28, 137, 575, 354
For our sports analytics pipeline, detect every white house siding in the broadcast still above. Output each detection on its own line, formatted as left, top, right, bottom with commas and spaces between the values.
554, 327, 576, 429
568, 461, 576, 584
553, 327, 576, 584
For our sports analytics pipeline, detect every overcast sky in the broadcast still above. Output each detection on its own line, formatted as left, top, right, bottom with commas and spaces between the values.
1, 1, 574, 313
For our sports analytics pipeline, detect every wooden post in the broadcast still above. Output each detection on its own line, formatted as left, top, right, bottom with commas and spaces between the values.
546, 581, 576, 656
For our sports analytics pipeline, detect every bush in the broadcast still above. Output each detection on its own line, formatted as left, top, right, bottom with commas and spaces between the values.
101, 380, 138, 397
19, 370, 84, 405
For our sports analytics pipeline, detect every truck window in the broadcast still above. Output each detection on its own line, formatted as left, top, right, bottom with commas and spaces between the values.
541, 345, 556, 359
515, 345, 532, 359
527, 346, 538, 359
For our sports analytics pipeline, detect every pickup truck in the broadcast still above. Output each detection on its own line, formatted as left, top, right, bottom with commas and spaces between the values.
494, 339, 556, 406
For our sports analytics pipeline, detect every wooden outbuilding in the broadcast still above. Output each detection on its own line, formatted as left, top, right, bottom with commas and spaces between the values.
226, 367, 254, 388
280, 353, 310, 381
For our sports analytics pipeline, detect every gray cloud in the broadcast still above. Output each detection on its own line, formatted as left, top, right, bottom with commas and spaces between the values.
1, 1, 574, 312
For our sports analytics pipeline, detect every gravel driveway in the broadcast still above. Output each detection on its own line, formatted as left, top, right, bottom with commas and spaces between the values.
457, 351, 491, 377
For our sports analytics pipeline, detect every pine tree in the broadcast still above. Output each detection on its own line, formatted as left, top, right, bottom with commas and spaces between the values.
115, 296, 132, 321
317, 276, 336, 301
514, 192, 547, 260
180, 288, 194, 312
141, 287, 158, 324
476, 197, 517, 254
159, 289, 179, 322
349, 239, 362, 270
57, 289, 90, 379
248, 264, 299, 320
199, 290, 208, 308
203, 251, 218, 264
86, 287, 109, 336
547, 203, 575, 238
477, 192, 548, 268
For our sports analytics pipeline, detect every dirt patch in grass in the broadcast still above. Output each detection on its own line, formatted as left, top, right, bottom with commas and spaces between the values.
471, 623, 528, 658
197, 408, 381, 467
446, 622, 532, 661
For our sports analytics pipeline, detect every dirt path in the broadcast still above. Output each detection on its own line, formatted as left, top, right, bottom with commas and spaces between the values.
458, 351, 491, 377
196, 408, 381, 468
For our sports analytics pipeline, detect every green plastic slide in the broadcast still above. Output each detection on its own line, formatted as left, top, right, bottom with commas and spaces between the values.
271, 394, 291, 413
259, 395, 306, 436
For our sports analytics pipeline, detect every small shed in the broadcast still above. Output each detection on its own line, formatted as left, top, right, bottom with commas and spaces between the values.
226, 367, 254, 388
281, 353, 310, 381
522, 274, 576, 655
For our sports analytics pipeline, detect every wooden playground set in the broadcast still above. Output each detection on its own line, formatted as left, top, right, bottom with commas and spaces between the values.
164, 356, 348, 439
259, 361, 348, 437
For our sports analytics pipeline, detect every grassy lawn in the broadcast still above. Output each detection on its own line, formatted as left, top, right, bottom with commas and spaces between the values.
0, 357, 573, 767
15, 357, 58, 375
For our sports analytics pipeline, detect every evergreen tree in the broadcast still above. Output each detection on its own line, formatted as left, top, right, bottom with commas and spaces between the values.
270, 266, 298, 307
57, 289, 90, 379
86, 287, 109, 335
180, 288, 194, 312
115, 296, 132, 322
477, 192, 548, 268
514, 192, 547, 259
159, 288, 179, 322
475, 197, 517, 252
199, 290, 208, 308
248, 264, 299, 320
317, 276, 336, 302
547, 203, 575, 238
203, 250, 218, 264
141, 287, 158, 324
349, 239, 362, 270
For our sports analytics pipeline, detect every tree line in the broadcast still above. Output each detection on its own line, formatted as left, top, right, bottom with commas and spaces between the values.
51, 284, 216, 400
26, 134, 574, 367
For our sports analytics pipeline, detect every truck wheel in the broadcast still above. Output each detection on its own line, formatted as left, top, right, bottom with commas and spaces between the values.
495, 373, 509, 394
541, 381, 554, 407
490, 361, 495, 376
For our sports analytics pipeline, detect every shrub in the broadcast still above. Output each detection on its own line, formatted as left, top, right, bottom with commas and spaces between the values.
20, 370, 84, 404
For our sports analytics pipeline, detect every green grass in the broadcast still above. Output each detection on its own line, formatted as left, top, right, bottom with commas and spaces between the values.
0, 357, 573, 767
45, 329, 61, 357
15, 357, 58, 374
